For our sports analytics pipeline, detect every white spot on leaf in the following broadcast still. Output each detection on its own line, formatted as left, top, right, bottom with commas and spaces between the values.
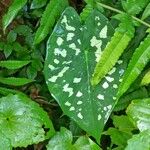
113, 84, 118, 89
98, 114, 102, 120
69, 106, 75, 111
99, 25, 107, 38
97, 94, 104, 100
54, 59, 59, 64
48, 67, 69, 82
65, 101, 71, 106
76, 91, 83, 97
118, 60, 123, 64
77, 101, 83, 105
108, 67, 116, 75
102, 82, 109, 89
69, 43, 81, 55
63, 84, 73, 97
119, 69, 124, 76
73, 78, 81, 83
67, 33, 74, 41
48, 64, 55, 70
57, 37, 63, 46
77, 112, 83, 119
105, 76, 114, 82
54, 48, 67, 57
61, 15, 75, 31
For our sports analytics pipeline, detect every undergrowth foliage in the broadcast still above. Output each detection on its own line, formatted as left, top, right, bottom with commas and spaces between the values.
0, 0, 150, 149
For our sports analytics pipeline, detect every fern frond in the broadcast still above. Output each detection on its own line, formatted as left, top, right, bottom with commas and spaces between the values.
91, 21, 135, 86
118, 33, 150, 98
122, 0, 149, 15
80, 4, 93, 22
141, 69, 150, 86
34, 0, 69, 45
142, 2, 150, 20
114, 87, 148, 111
2, 0, 27, 31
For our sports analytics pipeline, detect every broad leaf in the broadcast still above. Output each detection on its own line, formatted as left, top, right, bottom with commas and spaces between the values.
118, 34, 150, 98
125, 130, 150, 150
46, 127, 100, 150
126, 98, 150, 131
113, 115, 135, 132
0, 131, 12, 150
30, 0, 48, 9
74, 136, 100, 150
0, 60, 30, 70
0, 77, 34, 86
34, 0, 69, 44
91, 18, 134, 85
2, 0, 27, 31
46, 127, 74, 150
0, 94, 55, 147
44, 7, 127, 141
103, 128, 132, 148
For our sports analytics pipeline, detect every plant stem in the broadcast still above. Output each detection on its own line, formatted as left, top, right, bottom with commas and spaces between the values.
97, 2, 150, 28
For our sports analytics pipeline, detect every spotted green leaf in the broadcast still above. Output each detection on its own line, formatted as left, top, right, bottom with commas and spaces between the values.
0, 60, 30, 70
0, 94, 55, 147
0, 77, 34, 86
118, 34, 150, 98
126, 98, 150, 131
34, 0, 69, 45
125, 130, 150, 150
44, 7, 127, 141
2, 0, 27, 31
30, 0, 48, 9
91, 18, 134, 86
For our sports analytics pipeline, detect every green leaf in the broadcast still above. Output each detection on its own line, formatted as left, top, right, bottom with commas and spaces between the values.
125, 130, 150, 150
0, 131, 12, 150
126, 98, 150, 131
0, 94, 55, 147
44, 7, 128, 141
113, 115, 135, 132
91, 17, 134, 86
121, 0, 149, 15
141, 69, 150, 86
0, 77, 34, 86
46, 127, 100, 150
0, 87, 22, 96
46, 127, 74, 150
142, 3, 150, 20
0, 60, 31, 69
34, 0, 69, 45
104, 128, 132, 147
80, 4, 93, 22
30, 0, 48, 9
7, 30, 17, 43
74, 136, 100, 150
118, 34, 150, 98
114, 87, 149, 111
2, 0, 27, 31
